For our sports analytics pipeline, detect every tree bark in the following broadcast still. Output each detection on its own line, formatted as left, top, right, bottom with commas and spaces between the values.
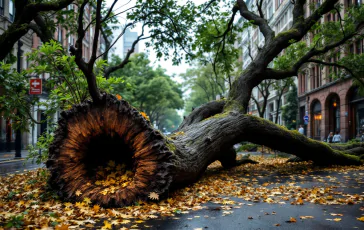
47, 94, 362, 207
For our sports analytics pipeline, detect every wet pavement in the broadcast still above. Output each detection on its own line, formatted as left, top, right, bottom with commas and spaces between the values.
145, 202, 363, 229
120, 167, 364, 230
0, 160, 43, 176
0, 152, 363, 229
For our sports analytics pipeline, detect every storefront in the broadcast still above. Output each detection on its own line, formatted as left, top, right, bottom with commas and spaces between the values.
311, 100, 322, 140
349, 87, 364, 139
327, 94, 340, 133
0, 117, 15, 151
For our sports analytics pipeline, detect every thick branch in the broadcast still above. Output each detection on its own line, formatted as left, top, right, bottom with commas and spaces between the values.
236, 0, 274, 42
177, 100, 226, 131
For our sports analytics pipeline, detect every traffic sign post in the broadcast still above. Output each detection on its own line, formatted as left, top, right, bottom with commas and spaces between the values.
29, 79, 42, 95
304, 115, 309, 125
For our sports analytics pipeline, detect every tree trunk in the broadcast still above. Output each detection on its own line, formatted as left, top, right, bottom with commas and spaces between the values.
47, 94, 362, 207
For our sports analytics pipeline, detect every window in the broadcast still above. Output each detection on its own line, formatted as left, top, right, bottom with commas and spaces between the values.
356, 40, 362, 54
58, 27, 63, 43
68, 35, 73, 45
0, 0, 4, 15
356, 0, 362, 6
327, 14, 331, 22
267, 4, 273, 19
276, 0, 284, 9
67, 4, 74, 10
9, 0, 14, 21
349, 44, 354, 54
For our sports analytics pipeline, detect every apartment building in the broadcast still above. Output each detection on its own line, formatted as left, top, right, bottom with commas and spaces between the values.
298, 0, 363, 141
242, 0, 297, 124
0, 0, 33, 151
0, 1, 105, 151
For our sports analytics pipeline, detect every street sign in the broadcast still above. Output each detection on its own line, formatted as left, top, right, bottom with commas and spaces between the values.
304, 115, 309, 122
29, 79, 42, 95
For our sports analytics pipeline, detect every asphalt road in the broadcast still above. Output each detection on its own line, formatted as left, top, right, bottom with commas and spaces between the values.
145, 202, 363, 230
121, 169, 364, 230
0, 160, 43, 176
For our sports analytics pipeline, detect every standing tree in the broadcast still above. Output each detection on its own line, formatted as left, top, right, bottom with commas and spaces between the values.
251, 79, 274, 118
282, 84, 298, 130
1, 0, 362, 207
273, 78, 294, 124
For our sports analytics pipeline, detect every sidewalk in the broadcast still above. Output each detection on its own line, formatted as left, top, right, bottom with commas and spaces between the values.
0, 150, 29, 162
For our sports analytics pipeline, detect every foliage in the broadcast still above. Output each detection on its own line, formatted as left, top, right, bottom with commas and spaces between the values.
6, 215, 24, 228
0, 62, 39, 131
181, 64, 226, 116
282, 84, 298, 130
23, 41, 128, 164
237, 143, 258, 152
273, 41, 309, 71
26, 126, 56, 165
26, 41, 127, 112
108, 53, 183, 131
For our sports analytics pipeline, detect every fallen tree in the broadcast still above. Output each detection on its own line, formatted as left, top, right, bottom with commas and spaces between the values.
45, 0, 364, 207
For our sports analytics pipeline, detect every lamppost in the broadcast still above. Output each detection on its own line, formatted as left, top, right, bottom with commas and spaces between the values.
15, 40, 23, 158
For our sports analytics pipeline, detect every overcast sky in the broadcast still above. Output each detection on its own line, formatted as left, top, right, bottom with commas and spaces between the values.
105, 0, 207, 81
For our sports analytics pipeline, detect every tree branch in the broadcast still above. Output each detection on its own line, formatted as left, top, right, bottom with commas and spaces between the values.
104, 26, 148, 78
89, 0, 103, 68
256, 0, 264, 19
101, 0, 119, 23
97, 22, 134, 61
236, 0, 274, 41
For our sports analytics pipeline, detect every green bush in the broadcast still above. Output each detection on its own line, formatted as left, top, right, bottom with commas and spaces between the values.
237, 143, 258, 152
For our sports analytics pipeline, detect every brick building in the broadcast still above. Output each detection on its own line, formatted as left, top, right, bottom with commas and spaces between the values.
298, 0, 363, 141
0, 1, 105, 151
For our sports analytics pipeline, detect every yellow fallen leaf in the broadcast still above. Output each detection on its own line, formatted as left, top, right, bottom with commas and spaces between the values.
64, 202, 73, 207
140, 112, 150, 121
149, 192, 159, 200
102, 220, 112, 229
300, 216, 314, 219
93, 205, 100, 213
55, 224, 69, 230
120, 220, 131, 224
286, 217, 296, 223
75, 190, 82, 196
135, 220, 144, 224
330, 213, 343, 216
83, 197, 91, 205
357, 216, 364, 222
333, 218, 341, 222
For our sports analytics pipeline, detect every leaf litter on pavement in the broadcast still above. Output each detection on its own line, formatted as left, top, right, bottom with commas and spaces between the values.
0, 156, 364, 229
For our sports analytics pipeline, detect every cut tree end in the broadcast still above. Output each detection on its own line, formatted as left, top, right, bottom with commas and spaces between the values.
47, 94, 174, 207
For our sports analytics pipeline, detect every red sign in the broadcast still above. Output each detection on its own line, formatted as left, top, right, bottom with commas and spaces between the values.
29, 79, 42, 95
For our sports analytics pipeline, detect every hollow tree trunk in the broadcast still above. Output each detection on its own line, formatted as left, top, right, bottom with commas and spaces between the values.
48, 94, 362, 207
47, 94, 253, 207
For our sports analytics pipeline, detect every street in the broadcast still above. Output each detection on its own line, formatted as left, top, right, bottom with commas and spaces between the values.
0, 160, 43, 176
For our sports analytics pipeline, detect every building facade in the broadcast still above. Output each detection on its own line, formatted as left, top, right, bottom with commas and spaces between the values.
0, 0, 33, 151
242, 0, 296, 124
0, 1, 105, 151
298, 0, 363, 141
